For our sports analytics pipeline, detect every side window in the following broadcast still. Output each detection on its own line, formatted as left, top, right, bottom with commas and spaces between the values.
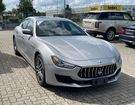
26, 20, 34, 32
123, 13, 132, 21
108, 12, 124, 20
98, 12, 109, 20
21, 20, 29, 29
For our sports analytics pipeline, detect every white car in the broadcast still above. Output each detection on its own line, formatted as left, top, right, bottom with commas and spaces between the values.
83, 11, 135, 41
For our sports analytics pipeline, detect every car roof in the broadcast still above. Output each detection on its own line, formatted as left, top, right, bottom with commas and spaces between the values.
28, 16, 69, 21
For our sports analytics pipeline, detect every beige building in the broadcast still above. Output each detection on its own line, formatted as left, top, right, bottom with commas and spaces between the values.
46, 5, 135, 17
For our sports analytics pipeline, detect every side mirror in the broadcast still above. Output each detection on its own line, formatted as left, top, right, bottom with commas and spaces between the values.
22, 29, 33, 35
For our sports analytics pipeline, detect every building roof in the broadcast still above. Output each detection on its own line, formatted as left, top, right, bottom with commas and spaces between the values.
88, 10, 130, 13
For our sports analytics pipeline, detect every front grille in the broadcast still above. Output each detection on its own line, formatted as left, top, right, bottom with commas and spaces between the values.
78, 64, 117, 78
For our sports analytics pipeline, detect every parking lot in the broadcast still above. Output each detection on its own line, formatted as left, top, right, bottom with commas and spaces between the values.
0, 30, 135, 105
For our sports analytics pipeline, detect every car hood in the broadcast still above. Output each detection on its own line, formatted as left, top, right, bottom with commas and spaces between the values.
38, 36, 115, 61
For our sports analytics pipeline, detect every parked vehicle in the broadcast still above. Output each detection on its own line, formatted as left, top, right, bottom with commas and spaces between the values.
83, 11, 135, 41
13, 16, 122, 87
119, 24, 135, 46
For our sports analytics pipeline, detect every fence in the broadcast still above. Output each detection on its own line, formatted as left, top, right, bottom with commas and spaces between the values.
0, 23, 19, 30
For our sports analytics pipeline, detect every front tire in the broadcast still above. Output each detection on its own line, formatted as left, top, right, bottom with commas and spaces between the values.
104, 29, 116, 41
13, 37, 20, 56
35, 54, 47, 87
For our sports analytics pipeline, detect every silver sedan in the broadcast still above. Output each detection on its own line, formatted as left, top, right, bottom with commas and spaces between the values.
13, 16, 122, 87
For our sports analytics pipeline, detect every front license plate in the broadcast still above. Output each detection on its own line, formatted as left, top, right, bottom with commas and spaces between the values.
92, 78, 108, 86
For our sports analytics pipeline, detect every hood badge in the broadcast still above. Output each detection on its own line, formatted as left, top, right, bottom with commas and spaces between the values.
98, 60, 103, 75
98, 68, 103, 75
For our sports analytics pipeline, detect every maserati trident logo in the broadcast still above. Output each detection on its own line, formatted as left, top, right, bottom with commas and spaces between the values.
98, 69, 103, 75
98, 60, 103, 75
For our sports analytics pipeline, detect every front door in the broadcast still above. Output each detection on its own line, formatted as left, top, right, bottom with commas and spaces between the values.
22, 19, 35, 64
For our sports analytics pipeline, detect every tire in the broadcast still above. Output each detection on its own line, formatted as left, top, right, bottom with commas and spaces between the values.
125, 42, 133, 47
35, 54, 47, 87
13, 37, 20, 56
104, 29, 116, 41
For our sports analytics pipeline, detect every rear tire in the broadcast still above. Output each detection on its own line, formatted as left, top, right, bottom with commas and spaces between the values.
35, 54, 47, 87
13, 37, 20, 56
104, 29, 116, 41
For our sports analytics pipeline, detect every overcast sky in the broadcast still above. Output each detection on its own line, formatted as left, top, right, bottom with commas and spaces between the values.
3, 0, 135, 12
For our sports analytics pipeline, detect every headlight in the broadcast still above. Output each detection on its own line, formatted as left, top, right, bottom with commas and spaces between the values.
116, 54, 121, 62
51, 56, 75, 69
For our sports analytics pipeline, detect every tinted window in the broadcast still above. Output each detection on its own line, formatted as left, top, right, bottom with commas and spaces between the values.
36, 20, 87, 36
85, 13, 100, 19
108, 12, 124, 20
99, 12, 109, 20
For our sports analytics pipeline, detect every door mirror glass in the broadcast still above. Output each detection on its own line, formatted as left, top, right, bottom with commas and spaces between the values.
22, 29, 33, 35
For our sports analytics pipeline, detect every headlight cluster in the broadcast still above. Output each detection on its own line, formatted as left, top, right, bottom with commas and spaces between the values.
51, 56, 75, 69
117, 54, 121, 62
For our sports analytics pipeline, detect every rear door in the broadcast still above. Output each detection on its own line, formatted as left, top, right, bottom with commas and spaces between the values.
98, 12, 115, 32
110, 12, 126, 33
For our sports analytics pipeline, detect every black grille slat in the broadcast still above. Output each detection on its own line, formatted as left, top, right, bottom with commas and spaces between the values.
110, 65, 112, 74
78, 64, 117, 78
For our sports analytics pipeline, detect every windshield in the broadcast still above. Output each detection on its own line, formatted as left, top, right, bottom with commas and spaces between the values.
36, 20, 87, 36
85, 13, 100, 19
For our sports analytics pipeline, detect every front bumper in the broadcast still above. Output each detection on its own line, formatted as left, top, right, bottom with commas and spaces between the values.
45, 59, 122, 87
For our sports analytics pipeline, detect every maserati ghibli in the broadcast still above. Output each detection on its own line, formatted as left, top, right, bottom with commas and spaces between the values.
13, 16, 122, 87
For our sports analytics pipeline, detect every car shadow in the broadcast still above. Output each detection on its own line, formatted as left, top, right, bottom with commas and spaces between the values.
45, 73, 135, 104
0, 51, 29, 74
125, 45, 135, 49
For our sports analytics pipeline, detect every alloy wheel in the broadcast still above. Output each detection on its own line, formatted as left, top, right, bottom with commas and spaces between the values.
35, 55, 47, 87
105, 30, 115, 41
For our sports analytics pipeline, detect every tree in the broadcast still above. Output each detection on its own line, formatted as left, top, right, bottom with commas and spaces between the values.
12, 8, 18, 14
18, 0, 36, 18
0, 2, 5, 22
0, 2, 5, 13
